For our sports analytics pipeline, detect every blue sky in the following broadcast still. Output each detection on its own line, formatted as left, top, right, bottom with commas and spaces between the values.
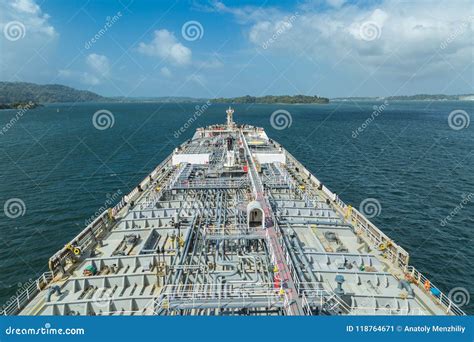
1, 0, 473, 98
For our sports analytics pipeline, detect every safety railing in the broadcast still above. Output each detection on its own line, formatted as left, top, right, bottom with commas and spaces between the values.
173, 177, 249, 190
112, 154, 173, 216
49, 154, 174, 275
154, 283, 285, 312
281, 146, 411, 269
1, 271, 53, 315
406, 266, 466, 316
48, 210, 110, 273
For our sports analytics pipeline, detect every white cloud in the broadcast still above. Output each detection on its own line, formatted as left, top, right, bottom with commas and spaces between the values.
138, 29, 192, 65
0, 0, 57, 80
86, 54, 110, 76
160, 66, 172, 77
1, 0, 56, 37
59, 54, 110, 85
11, 0, 40, 14
219, 0, 474, 79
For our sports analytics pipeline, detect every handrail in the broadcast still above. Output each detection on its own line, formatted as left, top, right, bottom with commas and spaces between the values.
406, 266, 466, 316
48, 155, 173, 275
1, 271, 52, 316
278, 142, 465, 316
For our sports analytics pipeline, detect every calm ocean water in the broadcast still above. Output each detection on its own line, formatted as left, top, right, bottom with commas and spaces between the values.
0, 101, 473, 314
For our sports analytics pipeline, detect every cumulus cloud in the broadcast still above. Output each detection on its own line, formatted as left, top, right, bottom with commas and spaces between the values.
217, 0, 474, 79
138, 29, 192, 65
86, 54, 110, 76
0, 0, 57, 80
2, 0, 56, 37
59, 54, 110, 85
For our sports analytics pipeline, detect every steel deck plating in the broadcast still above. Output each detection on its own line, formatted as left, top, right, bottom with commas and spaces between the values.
4, 108, 465, 316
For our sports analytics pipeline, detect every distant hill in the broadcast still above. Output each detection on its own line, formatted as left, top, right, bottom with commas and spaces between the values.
332, 94, 474, 101
111, 96, 208, 103
211, 95, 329, 104
0, 82, 108, 104
386, 94, 474, 101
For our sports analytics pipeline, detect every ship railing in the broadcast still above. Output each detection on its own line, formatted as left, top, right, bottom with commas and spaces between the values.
283, 292, 294, 315
282, 147, 410, 270
154, 283, 284, 312
48, 210, 110, 274
273, 141, 466, 317
203, 224, 261, 237
1, 271, 52, 316
167, 162, 188, 190
405, 266, 466, 316
49, 155, 173, 275
301, 292, 313, 315
172, 177, 249, 189
112, 154, 173, 216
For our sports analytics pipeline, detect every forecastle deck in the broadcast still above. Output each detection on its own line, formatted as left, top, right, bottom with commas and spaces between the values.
3, 109, 465, 316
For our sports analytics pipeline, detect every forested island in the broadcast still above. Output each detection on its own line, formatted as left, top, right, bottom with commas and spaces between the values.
0, 82, 107, 104
211, 95, 329, 104
333, 94, 474, 101
0, 102, 41, 110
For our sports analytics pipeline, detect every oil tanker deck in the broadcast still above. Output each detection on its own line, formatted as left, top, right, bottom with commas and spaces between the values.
3, 108, 465, 316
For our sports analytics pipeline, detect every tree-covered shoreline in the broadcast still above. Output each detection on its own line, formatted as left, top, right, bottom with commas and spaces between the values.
211, 95, 329, 104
